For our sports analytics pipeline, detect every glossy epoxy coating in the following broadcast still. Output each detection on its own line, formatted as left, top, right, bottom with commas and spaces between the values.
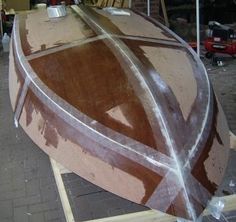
9, 6, 230, 220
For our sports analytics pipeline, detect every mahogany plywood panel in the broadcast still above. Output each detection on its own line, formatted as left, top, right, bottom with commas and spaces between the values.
9, 5, 230, 221
29, 40, 166, 152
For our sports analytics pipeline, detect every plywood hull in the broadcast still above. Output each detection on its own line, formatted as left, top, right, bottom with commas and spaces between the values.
9, 5, 230, 220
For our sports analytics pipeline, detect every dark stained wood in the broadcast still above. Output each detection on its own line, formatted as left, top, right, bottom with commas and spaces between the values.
29, 40, 163, 151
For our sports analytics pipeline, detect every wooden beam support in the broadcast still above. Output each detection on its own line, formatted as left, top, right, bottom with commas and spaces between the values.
87, 210, 176, 222
160, 0, 169, 27
86, 194, 236, 222
230, 131, 236, 150
50, 158, 75, 222
52, 157, 236, 222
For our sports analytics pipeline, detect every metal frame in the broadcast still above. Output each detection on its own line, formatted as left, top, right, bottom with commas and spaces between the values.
196, 0, 200, 56
147, 0, 150, 16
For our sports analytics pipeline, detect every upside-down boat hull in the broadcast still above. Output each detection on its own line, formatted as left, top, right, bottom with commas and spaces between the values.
9, 5, 230, 220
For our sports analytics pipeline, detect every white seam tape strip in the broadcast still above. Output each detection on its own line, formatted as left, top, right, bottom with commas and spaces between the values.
71, 5, 180, 169
186, 173, 212, 206
26, 34, 183, 61
146, 171, 212, 215
14, 76, 30, 128
146, 171, 182, 212
26, 34, 108, 61
113, 34, 184, 47
140, 11, 211, 170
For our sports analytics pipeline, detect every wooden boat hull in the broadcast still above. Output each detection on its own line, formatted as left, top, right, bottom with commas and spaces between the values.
9, 5, 230, 220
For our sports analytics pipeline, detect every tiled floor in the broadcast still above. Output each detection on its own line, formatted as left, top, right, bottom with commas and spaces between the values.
0, 47, 236, 222
62, 173, 147, 221
204, 55, 236, 135
0, 51, 66, 222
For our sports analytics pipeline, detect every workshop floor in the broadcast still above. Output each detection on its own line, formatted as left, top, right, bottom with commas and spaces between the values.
0, 47, 236, 222
0, 51, 66, 222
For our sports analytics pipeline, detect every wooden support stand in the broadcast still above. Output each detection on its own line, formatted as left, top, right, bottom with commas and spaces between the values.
160, 0, 169, 27
50, 158, 75, 222
50, 153, 236, 222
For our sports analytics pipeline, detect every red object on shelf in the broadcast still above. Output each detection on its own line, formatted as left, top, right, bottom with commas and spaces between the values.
50, 0, 57, 5
50, 0, 72, 5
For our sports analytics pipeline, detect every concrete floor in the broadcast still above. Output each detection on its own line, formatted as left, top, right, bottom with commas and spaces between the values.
0, 47, 236, 222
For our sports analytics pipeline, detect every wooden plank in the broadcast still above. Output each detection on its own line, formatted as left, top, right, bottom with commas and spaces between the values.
51, 156, 236, 222
50, 158, 75, 222
57, 161, 72, 174
86, 194, 236, 222
160, 0, 169, 27
96, 0, 128, 7
86, 210, 176, 222
204, 195, 236, 215
230, 131, 236, 150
